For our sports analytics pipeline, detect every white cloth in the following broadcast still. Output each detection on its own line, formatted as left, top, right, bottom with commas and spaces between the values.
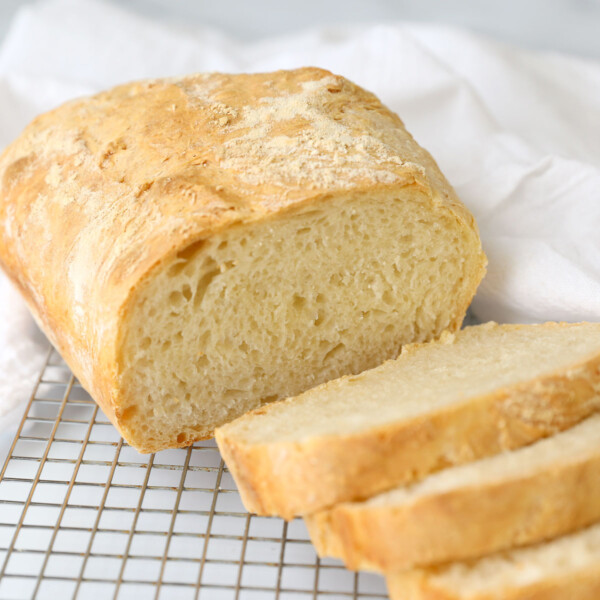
1, 0, 599, 427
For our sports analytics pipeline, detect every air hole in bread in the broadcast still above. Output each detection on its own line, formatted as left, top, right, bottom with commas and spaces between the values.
292, 294, 306, 310
182, 284, 192, 302
194, 266, 220, 308
168, 291, 184, 309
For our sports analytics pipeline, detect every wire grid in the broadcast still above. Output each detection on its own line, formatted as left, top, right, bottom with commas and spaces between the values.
0, 346, 388, 600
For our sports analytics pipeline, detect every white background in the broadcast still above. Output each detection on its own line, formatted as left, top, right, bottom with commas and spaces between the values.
1, 0, 600, 59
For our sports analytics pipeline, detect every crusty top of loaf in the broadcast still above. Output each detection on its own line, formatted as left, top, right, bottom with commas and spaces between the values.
0, 67, 476, 415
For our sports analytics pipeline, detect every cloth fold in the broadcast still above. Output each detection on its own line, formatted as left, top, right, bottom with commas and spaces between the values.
1, 0, 599, 427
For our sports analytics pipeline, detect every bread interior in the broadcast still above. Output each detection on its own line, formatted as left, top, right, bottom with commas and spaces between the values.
119, 190, 483, 450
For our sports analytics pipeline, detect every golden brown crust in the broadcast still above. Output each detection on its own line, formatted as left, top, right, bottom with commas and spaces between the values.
387, 557, 600, 600
306, 424, 600, 571
216, 326, 600, 519
0, 68, 482, 451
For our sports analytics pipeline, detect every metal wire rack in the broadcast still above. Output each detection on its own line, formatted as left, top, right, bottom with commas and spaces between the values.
0, 346, 389, 599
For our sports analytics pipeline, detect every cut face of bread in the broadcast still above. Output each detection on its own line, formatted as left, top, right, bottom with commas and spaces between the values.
307, 414, 600, 572
119, 190, 481, 450
216, 322, 600, 518
388, 522, 600, 600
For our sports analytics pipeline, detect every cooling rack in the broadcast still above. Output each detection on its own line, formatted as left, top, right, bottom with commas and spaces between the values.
0, 346, 388, 600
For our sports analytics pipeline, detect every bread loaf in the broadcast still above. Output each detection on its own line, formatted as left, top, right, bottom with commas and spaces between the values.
387, 521, 600, 600
306, 413, 600, 571
216, 322, 600, 518
0, 68, 486, 452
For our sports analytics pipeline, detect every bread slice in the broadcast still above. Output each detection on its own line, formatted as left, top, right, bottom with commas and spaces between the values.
216, 322, 600, 518
387, 522, 600, 600
0, 67, 486, 452
306, 413, 600, 571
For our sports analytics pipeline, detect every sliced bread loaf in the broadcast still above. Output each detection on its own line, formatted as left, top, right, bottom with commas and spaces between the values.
306, 413, 600, 571
387, 521, 600, 600
215, 322, 600, 518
